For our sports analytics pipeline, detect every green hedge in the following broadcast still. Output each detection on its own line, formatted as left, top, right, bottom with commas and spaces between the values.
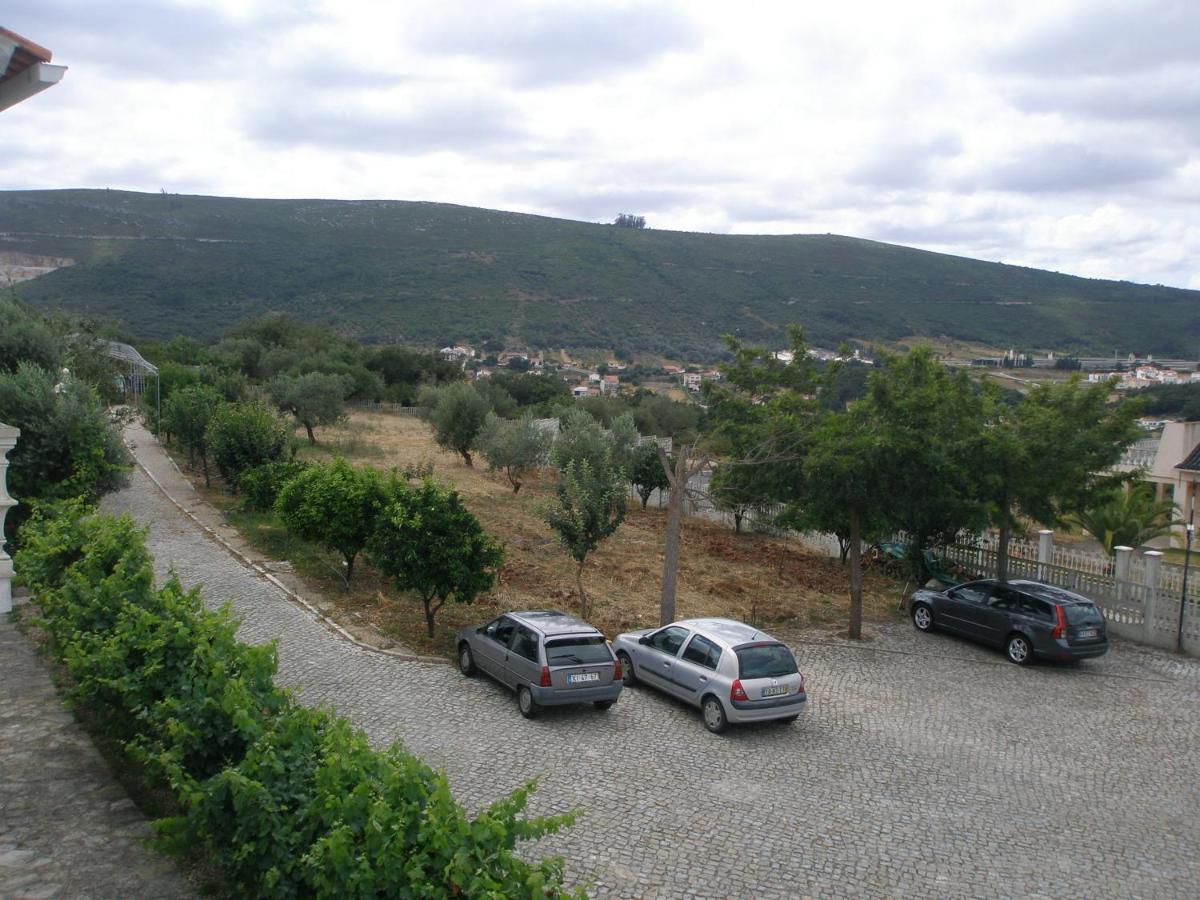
15, 503, 583, 899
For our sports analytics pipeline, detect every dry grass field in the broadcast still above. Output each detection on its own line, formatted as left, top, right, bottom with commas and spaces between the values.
192, 410, 904, 657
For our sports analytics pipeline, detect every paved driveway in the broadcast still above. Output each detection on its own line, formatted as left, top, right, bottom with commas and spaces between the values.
104, 461, 1200, 899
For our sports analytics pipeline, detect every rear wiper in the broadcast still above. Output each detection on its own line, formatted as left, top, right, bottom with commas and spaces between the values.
552, 654, 586, 664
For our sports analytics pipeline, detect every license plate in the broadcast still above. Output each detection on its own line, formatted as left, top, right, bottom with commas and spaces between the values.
761, 685, 789, 698
568, 672, 599, 684
1078, 628, 1097, 640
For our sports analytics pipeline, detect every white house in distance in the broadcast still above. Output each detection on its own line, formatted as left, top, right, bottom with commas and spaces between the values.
1116, 421, 1200, 534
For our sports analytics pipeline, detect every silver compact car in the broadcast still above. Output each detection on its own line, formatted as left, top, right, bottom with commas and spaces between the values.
612, 618, 807, 734
456, 610, 623, 718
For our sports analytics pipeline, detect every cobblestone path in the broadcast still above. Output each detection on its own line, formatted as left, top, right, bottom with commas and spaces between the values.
0, 610, 194, 899
101, 432, 1200, 899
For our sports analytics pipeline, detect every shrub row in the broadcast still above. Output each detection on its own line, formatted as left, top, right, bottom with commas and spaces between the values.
15, 501, 581, 899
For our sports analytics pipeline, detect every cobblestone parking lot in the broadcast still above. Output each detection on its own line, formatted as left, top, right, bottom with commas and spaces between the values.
103, 456, 1200, 899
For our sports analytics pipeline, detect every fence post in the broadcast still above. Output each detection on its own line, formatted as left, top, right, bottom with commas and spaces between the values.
0, 423, 19, 614
1114, 546, 1132, 606
1142, 550, 1162, 644
1037, 529, 1054, 581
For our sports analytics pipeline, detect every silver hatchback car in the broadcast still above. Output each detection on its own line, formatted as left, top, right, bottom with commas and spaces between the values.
456, 610, 623, 718
612, 618, 807, 733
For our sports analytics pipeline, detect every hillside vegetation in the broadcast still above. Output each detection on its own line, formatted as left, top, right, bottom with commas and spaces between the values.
2, 188, 1197, 358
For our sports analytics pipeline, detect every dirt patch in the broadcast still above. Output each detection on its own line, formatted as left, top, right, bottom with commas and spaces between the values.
178, 411, 906, 658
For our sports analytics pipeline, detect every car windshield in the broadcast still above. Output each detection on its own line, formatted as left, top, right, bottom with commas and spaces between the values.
736, 643, 798, 679
545, 636, 611, 665
1065, 602, 1104, 627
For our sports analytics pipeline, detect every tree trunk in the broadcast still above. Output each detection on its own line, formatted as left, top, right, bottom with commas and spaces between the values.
660, 450, 687, 626
848, 510, 863, 639
424, 597, 436, 637
305, 422, 316, 444
576, 560, 588, 620
996, 479, 1012, 584
460, 450, 473, 467
201, 454, 210, 488
344, 553, 355, 584
734, 510, 744, 534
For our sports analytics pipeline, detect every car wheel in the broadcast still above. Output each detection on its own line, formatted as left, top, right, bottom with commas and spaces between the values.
594, 700, 614, 711
702, 695, 729, 734
618, 651, 637, 686
912, 603, 934, 632
1006, 633, 1033, 666
517, 685, 539, 718
458, 643, 476, 677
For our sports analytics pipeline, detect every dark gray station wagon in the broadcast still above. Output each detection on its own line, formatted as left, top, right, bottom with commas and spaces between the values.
456, 610, 623, 718
910, 579, 1109, 664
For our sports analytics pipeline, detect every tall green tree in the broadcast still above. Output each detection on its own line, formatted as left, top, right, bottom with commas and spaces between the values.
978, 377, 1140, 581
864, 349, 990, 580
275, 459, 394, 583
780, 405, 889, 638
269, 372, 351, 444
368, 479, 504, 636
550, 408, 612, 475
541, 457, 626, 620
161, 384, 223, 486
477, 412, 552, 493
418, 381, 491, 467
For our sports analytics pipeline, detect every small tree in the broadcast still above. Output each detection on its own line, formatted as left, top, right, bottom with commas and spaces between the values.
162, 384, 223, 486
541, 457, 626, 620
205, 400, 292, 491
612, 214, 646, 229
269, 372, 351, 444
368, 479, 504, 637
477, 412, 552, 493
709, 460, 763, 534
629, 442, 669, 509
419, 381, 490, 466
1068, 482, 1180, 555
275, 459, 393, 583
550, 408, 610, 474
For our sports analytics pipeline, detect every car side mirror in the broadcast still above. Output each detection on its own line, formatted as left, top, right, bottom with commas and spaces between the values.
476, 627, 485, 635
638, 635, 650, 645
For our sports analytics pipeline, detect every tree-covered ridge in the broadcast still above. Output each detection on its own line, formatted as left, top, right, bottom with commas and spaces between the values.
4, 188, 1198, 358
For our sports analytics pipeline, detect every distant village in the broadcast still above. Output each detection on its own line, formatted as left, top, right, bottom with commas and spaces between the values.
437, 344, 877, 398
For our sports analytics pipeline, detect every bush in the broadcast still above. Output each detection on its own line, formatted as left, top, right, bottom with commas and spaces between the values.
0, 362, 129, 537
239, 459, 310, 512
15, 503, 581, 899
205, 400, 292, 490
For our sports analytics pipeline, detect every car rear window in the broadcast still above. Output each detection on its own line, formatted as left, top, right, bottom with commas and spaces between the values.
544, 636, 611, 665
735, 643, 798, 679
1065, 602, 1104, 627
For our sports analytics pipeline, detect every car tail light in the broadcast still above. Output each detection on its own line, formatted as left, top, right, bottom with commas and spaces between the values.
539, 666, 552, 687
1051, 605, 1067, 640
797, 673, 806, 694
730, 679, 748, 702
612, 657, 623, 681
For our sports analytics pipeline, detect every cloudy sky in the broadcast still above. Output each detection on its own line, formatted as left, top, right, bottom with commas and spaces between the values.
5, 0, 1200, 288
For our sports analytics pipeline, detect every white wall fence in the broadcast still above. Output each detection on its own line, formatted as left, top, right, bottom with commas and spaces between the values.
941, 531, 1199, 656
349, 400, 421, 415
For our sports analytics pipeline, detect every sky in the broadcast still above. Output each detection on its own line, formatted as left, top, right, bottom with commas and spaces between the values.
4, 0, 1200, 290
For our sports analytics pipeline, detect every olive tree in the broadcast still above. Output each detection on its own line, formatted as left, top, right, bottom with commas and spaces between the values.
477, 412, 552, 493
418, 381, 491, 466
269, 371, 351, 444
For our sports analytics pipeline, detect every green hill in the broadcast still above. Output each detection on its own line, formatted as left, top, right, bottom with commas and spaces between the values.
2, 188, 1196, 358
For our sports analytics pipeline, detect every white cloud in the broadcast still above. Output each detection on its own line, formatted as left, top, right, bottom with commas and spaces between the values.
3, 0, 1199, 291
